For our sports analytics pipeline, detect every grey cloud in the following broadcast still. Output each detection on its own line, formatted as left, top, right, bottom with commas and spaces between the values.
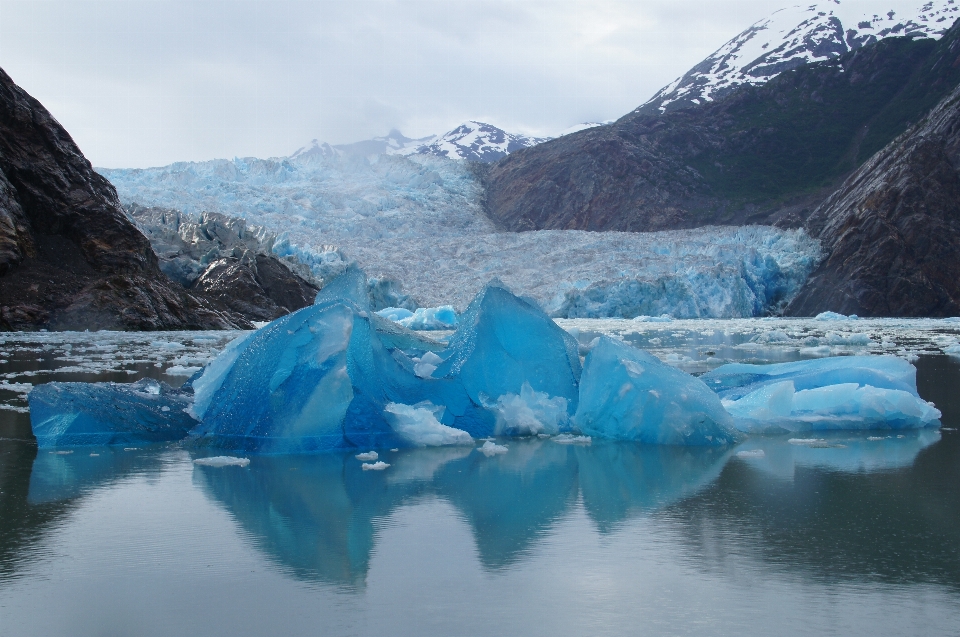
0, 0, 776, 167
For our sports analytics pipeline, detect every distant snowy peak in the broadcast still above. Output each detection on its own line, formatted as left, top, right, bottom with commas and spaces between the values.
402, 121, 551, 163
292, 121, 570, 164
639, 0, 960, 115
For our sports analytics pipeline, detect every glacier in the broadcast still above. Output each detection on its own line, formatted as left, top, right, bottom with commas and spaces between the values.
100, 149, 821, 319
703, 357, 941, 432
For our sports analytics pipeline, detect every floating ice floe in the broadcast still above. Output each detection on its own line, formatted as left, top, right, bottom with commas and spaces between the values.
361, 461, 390, 471
355, 451, 379, 461
703, 357, 941, 432
29, 378, 195, 448
478, 440, 509, 456
815, 312, 858, 320
193, 456, 250, 467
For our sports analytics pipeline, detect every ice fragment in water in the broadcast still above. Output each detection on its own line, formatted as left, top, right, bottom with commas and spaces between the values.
29, 378, 195, 448
574, 337, 741, 446
704, 357, 940, 432
478, 441, 509, 456
193, 456, 250, 467
383, 402, 473, 446
361, 461, 390, 471
815, 311, 858, 320
553, 434, 592, 445
736, 449, 765, 458
355, 451, 379, 461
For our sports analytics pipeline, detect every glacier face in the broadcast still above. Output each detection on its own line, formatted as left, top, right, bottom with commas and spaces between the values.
640, 0, 960, 114
101, 148, 821, 318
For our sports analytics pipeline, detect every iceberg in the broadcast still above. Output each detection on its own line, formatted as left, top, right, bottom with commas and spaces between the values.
29, 378, 195, 448
429, 282, 582, 437
378, 305, 457, 330
574, 337, 742, 446
703, 357, 941, 432
189, 298, 447, 453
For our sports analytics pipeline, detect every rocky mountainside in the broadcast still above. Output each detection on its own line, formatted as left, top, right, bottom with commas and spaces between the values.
127, 205, 319, 322
482, 18, 960, 232
640, 0, 959, 115
0, 68, 255, 331
786, 82, 960, 316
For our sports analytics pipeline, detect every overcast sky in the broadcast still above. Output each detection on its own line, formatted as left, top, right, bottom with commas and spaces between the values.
0, 0, 787, 168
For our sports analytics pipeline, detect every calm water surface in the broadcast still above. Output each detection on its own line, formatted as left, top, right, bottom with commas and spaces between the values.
0, 329, 958, 636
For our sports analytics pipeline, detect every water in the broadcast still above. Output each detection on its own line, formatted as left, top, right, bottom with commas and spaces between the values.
1, 321, 959, 636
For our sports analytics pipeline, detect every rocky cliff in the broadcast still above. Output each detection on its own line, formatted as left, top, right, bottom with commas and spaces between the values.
483, 20, 960, 232
0, 67, 251, 331
786, 84, 960, 317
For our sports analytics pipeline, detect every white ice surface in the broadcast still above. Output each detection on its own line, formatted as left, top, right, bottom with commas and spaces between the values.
100, 152, 821, 318
384, 402, 474, 447
193, 456, 250, 467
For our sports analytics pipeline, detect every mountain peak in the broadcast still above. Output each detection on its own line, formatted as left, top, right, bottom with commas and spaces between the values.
638, 0, 960, 115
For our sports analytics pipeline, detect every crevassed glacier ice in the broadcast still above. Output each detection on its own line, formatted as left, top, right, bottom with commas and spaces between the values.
100, 151, 821, 318
29, 379, 195, 448
703, 357, 941, 432
574, 337, 742, 446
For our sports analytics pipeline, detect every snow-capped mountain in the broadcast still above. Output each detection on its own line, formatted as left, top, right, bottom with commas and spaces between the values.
401, 120, 550, 163
293, 121, 556, 164
639, 0, 960, 115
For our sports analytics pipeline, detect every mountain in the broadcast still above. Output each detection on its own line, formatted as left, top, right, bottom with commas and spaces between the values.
786, 79, 960, 316
0, 67, 259, 331
639, 0, 960, 116
482, 17, 960, 233
292, 121, 550, 163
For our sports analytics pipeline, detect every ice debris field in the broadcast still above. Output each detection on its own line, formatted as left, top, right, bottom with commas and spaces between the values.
101, 152, 820, 318
23, 266, 947, 453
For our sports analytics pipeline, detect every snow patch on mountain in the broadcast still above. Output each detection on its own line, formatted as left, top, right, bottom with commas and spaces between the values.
640, 0, 960, 115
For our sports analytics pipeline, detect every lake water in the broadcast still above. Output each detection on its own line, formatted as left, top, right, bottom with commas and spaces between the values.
1, 320, 959, 636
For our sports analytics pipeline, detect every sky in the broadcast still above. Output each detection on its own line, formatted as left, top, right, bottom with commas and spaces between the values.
0, 0, 791, 168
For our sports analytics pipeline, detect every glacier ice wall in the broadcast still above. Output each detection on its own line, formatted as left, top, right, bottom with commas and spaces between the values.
100, 152, 821, 318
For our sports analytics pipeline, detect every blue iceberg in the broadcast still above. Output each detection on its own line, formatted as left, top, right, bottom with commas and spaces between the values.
29, 378, 195, 448
702, 357, 941, 432
574, 337, 742, 446
428, 282, 582, 437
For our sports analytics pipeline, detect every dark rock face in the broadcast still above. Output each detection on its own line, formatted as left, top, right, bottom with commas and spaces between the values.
192, 255, 318, 322
483, 22, 960, 232
0, 67, 249, 331
786, 86, 960, 317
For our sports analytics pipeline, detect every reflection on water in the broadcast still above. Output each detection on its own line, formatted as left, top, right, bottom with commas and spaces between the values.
0, 353, 957, 635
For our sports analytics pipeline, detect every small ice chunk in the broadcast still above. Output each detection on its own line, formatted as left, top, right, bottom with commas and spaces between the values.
193, 456, 250, 467
815, 312, 858, 320
376, 307, 414, 322
553, 434, 592, 445
362, 461, 390, 471
414, 351, 443, 379
478, 440, 509, 456
356, 451, 379, 461
788, 438, 826, 445
384, 402, 473, 446
398, 306, 458, 330
488, 382, 569, 436
736, 449, 765, 458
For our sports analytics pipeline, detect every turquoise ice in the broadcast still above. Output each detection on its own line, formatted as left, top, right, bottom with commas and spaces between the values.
29, 378, 195, 448
703, 357, 941, 432
574, 337, 742, 446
